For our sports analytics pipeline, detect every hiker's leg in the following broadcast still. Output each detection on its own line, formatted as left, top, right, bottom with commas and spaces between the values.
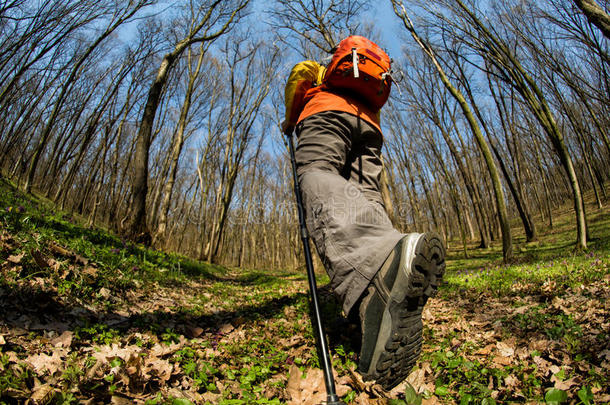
342, 114, 387, 208
339, 117, 446, 389
295, 111, 403, 315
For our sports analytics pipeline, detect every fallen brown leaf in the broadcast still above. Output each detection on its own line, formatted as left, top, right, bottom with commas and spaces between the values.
422, 395, 441, 405
515, 346, 531, 361
405, 365, 429, 393
7, 252, 24, 264
347, 367, 367, 391
286, 365, 327, 405
3, 387, 28, 401
532, 356, 553, 376
279, 335, 304, 348
29, 383, 54, 405
218, 323, 234, 334
529, 339, 552, 353
110, 395, 132, 405
91, 344, 142, 366
48, 242, 71, 257
513, 305, 533, 314
355, 392, 371, 404
75, 254, 89, 265
286, 365, 303, 401
475, 344, 495, 356
202, 391, 221, 402
166, 387, 204, 404
504, 374, 519, 389
492, 355, 512, 367
47, 258, 62, 274
496, 340, 515, 358
597, 394, 610, 402
51, 331, 73, 348
83, 266, 98, 278
98, 287, 112, 299
31, 250, 50, 268
144, 357, 174, 383
26, 350, 66, 375
149, 340, 185, 357
5, 351, 19, 363
551, 375, 579, 390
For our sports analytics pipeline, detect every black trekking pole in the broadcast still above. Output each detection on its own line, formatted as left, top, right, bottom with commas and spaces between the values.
286, 131, 345, 405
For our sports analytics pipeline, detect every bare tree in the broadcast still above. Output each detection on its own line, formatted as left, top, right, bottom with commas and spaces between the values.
0, 1, 103, 106
153, 41, 214, 246
23, 0, 153, 193
268, 0, 368, 57
126, 0, 248, 243
512, 0, 610, 161
393, 53, 492, 248
391, 1, 514, 262
454, 0, 588, 248
204, 35, 280, 262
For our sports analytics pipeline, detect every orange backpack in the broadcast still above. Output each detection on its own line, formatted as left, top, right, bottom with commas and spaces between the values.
282, 36, 392, 134
323, 35, 392, 110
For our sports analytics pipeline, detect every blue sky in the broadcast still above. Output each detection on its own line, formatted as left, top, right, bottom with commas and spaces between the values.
119, 1, 407, 62
370, 1, 406, 59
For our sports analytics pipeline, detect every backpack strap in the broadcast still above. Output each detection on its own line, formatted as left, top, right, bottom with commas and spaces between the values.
352, 47, 360, 78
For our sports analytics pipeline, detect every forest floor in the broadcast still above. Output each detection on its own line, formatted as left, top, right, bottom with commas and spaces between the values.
0, 176, 609, 405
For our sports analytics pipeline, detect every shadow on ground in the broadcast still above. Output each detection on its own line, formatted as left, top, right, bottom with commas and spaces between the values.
0, 279, 356, 353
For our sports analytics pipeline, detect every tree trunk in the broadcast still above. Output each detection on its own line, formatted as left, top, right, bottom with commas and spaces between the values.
380, 157, 398, 227
431, 111, 490, 248
107, 90, 135, 229
451, 115, 492, 248
573, 0, 610, 39
424, 128, 469, 258
482, 74, 537, 241
88, 126, 113, 227
533, 135, 555, 229
129, 52, 176, 243
576, 120, 603, 209
238, 136, 263, 268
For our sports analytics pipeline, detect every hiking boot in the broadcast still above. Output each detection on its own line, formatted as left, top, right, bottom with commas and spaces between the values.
358, 232, 445, 390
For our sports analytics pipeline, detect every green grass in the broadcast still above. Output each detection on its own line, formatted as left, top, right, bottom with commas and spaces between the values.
443, 197, 610, 299
1, 176, 609, 404
0, 177, 228, 290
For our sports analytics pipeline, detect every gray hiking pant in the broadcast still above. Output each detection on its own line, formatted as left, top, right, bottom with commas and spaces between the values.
295, 110, 404, 315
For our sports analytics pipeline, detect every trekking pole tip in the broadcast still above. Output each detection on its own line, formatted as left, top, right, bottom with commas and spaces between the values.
322, 394, 347, 405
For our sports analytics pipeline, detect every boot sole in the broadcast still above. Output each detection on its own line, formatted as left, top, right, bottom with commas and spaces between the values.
359, 232, 445, 390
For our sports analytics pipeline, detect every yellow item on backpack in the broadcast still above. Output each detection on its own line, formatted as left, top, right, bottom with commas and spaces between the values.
282, 60, 325, 135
